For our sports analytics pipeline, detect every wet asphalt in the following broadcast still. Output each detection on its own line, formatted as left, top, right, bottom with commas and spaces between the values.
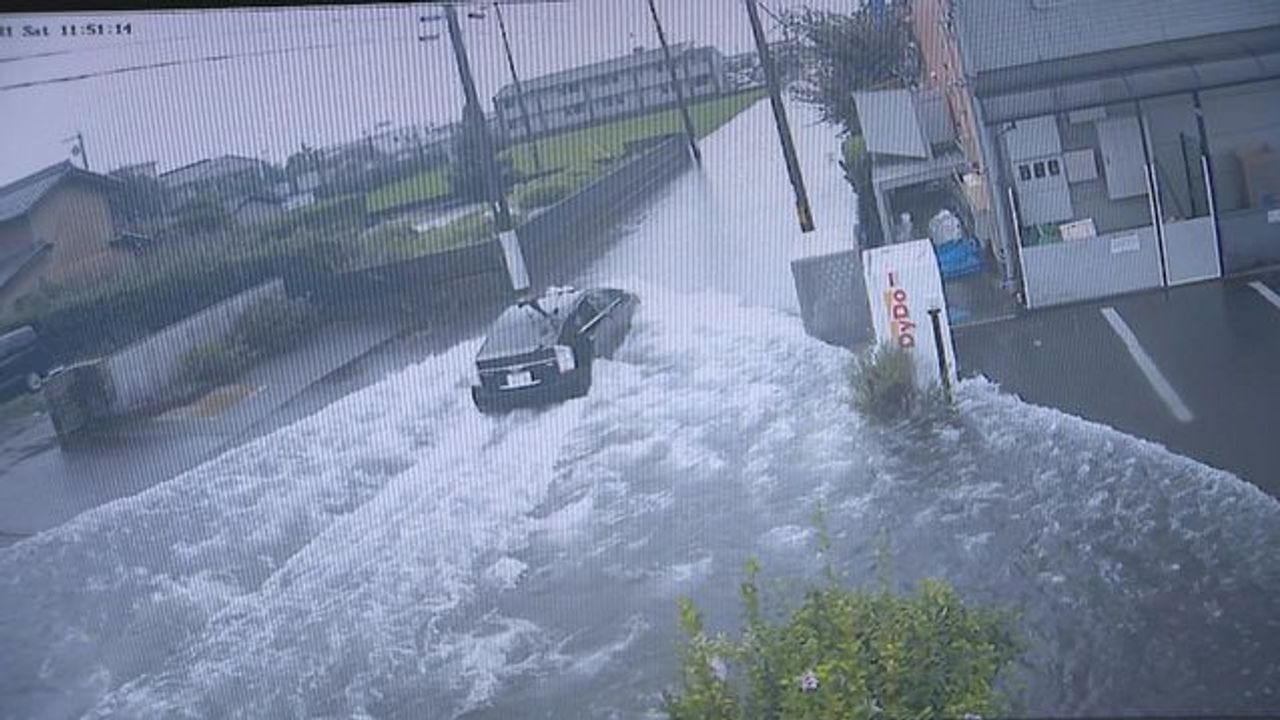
955, 270, 1280, 497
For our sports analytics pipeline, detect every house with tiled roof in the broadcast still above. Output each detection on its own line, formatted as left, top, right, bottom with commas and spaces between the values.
0, 162, 123, 310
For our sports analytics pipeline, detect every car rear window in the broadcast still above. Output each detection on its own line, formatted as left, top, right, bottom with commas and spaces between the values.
478, 305, 560, 357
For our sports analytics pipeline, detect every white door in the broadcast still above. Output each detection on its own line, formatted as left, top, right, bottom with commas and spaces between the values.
1097, 116, 1148, 200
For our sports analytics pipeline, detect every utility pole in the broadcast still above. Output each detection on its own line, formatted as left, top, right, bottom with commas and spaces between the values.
493, 3, 543, 173
66, 131, 90, 171
441, 4, 530, 293
744, 0, 813, 232
646, 0, 701, 164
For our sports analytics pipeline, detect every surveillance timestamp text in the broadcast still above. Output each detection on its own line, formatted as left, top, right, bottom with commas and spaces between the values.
1, 22, 134, 38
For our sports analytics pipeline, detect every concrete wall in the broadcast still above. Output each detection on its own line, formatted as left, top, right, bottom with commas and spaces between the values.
518, 134, 692, 289
102, 279, 287, 413
319, 134, 693, 315
45, 279, 287, 436
1021, 226, 1162, 308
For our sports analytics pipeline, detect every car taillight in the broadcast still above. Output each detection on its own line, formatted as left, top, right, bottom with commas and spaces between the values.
553, 345, 576, 372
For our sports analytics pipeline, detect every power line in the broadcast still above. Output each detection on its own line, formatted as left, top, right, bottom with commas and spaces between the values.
0, 33, 418, 92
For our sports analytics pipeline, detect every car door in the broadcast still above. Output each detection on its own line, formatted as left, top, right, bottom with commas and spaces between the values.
585, 290, 628, 358
566, 296, 602, 359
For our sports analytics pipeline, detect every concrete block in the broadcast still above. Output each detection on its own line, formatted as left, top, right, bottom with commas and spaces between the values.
790, 240, 875, 349
44, 362, 116, 439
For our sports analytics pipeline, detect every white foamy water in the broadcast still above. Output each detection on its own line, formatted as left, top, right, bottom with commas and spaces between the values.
3, 100, 1279, 720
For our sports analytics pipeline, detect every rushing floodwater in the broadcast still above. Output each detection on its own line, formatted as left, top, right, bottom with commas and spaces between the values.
2, 101, 1279, 720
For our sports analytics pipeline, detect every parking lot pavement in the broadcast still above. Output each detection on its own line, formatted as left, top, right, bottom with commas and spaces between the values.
954, 271, 1280, 498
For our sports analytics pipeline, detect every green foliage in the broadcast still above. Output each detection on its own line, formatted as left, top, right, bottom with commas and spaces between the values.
366, 167, 452, 214
179, 339, 252, 388
173, 197, 230, 235
234, 295, 318, 356
259, 194, 368, 241
665, 562, 1019, 720
177, 296, 317, 390
849, 342, 919, 423
346, 212, 496, 270
503, 90, 767, 178
512, 176, 574, 210
841, 134, 867, 170
451, 102, 501, 204
839, 133, 884, 245
782, 5, 921, 135
0, 222, 346, 362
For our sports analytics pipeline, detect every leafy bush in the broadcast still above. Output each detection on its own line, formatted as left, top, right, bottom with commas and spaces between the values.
234, 295, 318, 356
849, 342, 920, 423
179, 340, 251, 388
665, 560, 1020, 720
176, 296, 317, 391
513, 177, 574, 209
258, 194, 368, 241
841, 134, 867, 169
173, 198, 230, 235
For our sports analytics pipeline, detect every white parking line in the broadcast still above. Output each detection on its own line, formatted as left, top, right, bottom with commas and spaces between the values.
1100, 307, 1195, 423
1248, 281, 1280, 312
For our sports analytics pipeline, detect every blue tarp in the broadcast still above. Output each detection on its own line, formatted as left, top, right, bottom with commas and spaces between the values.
936, 238, 983, 279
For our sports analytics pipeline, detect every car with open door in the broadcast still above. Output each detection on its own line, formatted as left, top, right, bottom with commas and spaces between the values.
470, 286, 638, 413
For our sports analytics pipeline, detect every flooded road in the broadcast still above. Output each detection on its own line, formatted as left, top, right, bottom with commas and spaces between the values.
2, 101, 1278, 720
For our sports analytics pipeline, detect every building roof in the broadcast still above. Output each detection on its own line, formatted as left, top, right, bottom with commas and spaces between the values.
159, 154, 267, 188
495, 43, 718, 99
955, 0, 1280, 78
0, 161, 118, 224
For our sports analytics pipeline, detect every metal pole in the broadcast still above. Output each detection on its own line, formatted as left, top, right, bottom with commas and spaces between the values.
444, 5, 513, 231
744, 0, 813, 232
646, 0, 701, 164
443, 5, 528, 293
493, 3, 543, 173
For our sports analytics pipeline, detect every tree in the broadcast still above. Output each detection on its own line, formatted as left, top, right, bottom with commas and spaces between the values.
781, 6, 921, 246
780, 6, 921, 137
449, 102, 494, 203
173, 197, 230, 236
449, 102, 514, 204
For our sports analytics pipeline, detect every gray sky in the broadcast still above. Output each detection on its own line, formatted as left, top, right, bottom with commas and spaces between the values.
0, 1, 850, 185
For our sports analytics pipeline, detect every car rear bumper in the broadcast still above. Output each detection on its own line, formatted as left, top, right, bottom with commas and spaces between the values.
471, 368, 590, 412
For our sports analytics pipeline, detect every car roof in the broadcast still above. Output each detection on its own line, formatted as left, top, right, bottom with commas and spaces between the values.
477, 294, 576, 359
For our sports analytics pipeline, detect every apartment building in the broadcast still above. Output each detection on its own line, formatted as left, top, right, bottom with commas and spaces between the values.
493, 44, 726, 140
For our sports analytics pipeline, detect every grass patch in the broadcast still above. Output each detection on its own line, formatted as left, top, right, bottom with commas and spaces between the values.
849, 342, 931, 423
505, 89, 767, 179
346, 212, 497, 269
366, 167, 451, 215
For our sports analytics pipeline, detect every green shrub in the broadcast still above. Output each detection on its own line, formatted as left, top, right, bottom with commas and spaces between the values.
234, 295, 318, 356
259, 194, 368, 240
665, 560, 1020, 720
179, 340, 251, 388
174, 296, 317, 391
513, 177, 574, 209
841, 134, 867, 169
849, 342, 920, 423
173, 198, 231, 235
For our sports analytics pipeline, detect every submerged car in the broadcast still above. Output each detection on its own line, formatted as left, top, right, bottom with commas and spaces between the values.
471, 286, 638, 413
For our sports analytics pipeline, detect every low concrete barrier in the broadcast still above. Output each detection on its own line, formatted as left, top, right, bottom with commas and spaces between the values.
44, 279, 287, 437
318, 134, 695, 314
519, 134, 693, 290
